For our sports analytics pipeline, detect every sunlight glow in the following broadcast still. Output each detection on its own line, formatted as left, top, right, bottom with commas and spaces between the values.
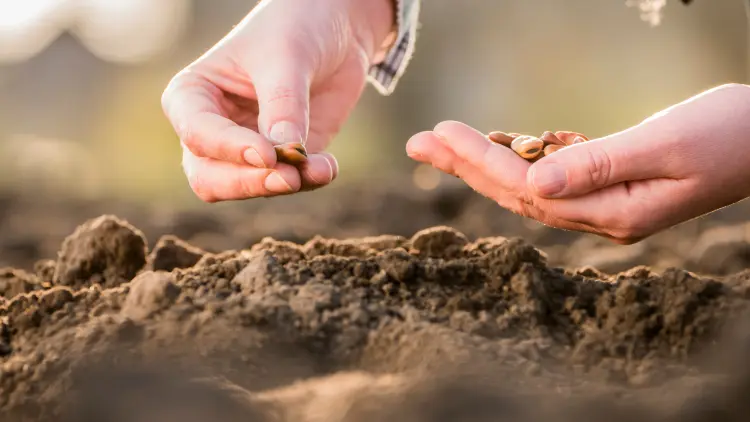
0, 0, 61, 31
412, 164, 441, 191
0, 0, 190, 64
625, 0, 668, 26
0, 0, 69, 62
71, 0, 190, 63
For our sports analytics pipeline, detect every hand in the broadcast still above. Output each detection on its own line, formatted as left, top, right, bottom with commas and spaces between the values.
406, 83, 750, 244
161, 0, 395, 201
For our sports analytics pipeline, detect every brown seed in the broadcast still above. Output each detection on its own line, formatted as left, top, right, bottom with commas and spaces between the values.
487, 131, 514, 146
543, 144, 564, 156
274, 142, 308, 165
511, 135, 544, 160
555, 131, 589, 145
540, 131, 564, 145
572, 136, 587, 144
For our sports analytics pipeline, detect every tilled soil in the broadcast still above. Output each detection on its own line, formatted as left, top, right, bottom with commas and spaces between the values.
3, 214, 750, 421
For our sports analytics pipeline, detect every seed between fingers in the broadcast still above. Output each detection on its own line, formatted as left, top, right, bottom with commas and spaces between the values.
274, 143, 308, 166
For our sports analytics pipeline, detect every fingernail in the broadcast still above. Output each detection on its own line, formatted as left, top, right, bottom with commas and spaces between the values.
318, 157, 334, 184
406, 147, 423, 158
573, 136, 586, 144
406, 138, 428, 158
243, 147, 267, 167
531, 163, 567, 196
264, 172, 294, 193
302, 159, 323, 185
269, 121, 303, 144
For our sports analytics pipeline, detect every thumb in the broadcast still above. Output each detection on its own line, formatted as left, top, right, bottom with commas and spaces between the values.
252, 54, 312, 147
526, 128, 667, 198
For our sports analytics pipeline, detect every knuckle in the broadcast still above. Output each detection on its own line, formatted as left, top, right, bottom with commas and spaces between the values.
214, 125, 241, 161
606, 223, 645, 245
610, 233, 641, 245
605, 200, 653, 243
236, 174, 262, 199
160, 86, 171, 115
160, 77, 178, 114
584, 147, 612, 188
161, 71, 189, 115
179, 123, 205, 157
266, 86, 303, 106
715, 82, 744, 93
511, 193, 545, 221
186, 172, 217, 203
516, 199, 536, 219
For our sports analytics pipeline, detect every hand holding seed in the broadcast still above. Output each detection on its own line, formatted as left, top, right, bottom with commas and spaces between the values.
161, 0, 395, 202
406, 84, 750, 244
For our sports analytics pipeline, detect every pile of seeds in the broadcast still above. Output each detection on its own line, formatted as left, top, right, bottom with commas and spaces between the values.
487, 130, 589, 161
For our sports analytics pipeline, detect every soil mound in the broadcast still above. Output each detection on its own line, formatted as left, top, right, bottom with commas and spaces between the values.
5, 181, 750, 276
2, 215, 750, 421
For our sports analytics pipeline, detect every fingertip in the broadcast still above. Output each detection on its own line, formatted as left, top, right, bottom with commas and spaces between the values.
264, 164, 302, 193
527, 161, 569, 198
433, 120, 466, 132
301, 153, 336, 186
406, 131, 441, 159
243, 147, 269, 168
269, 120, 304, 145
433, 120, 485, 141
318, 152, 339, 181
327, 154, 339, 180
246, 133, 278, 167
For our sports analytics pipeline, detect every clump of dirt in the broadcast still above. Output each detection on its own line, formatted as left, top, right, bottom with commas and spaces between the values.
0, 267, 43, 300
2, 216, 750, 421
52, 215, 147, 289
145, 234, 206, 272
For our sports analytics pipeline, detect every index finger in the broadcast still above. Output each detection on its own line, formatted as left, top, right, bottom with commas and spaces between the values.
161, 72, 277, 168
432, 121, 530, 192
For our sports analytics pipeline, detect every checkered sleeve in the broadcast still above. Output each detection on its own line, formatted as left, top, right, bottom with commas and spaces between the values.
367, 0, 421, 96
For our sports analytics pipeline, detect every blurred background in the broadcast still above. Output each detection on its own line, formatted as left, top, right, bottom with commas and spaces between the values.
1, 0, 750, 275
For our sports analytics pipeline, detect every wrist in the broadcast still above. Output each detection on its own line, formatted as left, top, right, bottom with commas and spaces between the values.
347, 0, 397, 65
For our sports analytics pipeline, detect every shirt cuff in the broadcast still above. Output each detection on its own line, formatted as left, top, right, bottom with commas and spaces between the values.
366, 0, 420, 96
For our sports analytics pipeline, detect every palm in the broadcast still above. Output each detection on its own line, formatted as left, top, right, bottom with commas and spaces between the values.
405, 121, 700, 243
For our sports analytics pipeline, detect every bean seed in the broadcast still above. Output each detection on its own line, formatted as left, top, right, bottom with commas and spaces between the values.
543, 144, 564, 156
555, 131, 589, 145
274, 142, 308, 165
511, 135, 544, 159
487, 131, 514, 146
572, 136, 587, 144
540, 131, 564, 145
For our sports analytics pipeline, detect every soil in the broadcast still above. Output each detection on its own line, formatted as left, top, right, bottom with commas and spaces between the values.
3, 206, 750, 420
3, 179, 750, 277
